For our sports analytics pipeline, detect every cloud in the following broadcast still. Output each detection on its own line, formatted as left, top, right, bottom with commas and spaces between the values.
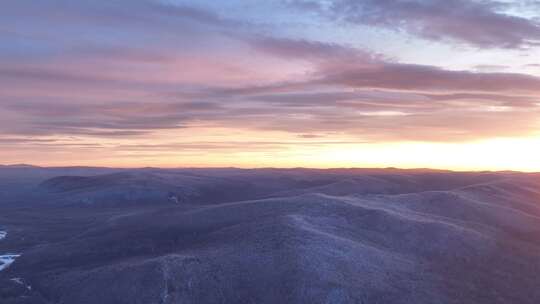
291, 0, 540, 48
3, 37, 540, 142
247, 36, 374, 62
315, 62, 540, 93
0, 100, 226, 136
1, 0, 540, 146
227, 35, 540, 94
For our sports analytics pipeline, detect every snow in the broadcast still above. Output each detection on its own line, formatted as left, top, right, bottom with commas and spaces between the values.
0, 231, 19, 272
0, 254, 20, 272
11, 277, 32, 290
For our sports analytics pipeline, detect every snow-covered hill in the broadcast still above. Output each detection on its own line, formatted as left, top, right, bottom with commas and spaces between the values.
1, 167, 539, 303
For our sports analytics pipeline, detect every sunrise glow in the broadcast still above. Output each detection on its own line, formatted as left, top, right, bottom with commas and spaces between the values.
2, 0, 540, 171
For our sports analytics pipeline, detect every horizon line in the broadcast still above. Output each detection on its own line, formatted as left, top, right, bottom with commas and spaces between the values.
1, 163, 535, 174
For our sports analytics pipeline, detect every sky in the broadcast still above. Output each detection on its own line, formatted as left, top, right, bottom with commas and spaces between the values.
1, 0, 540, 171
